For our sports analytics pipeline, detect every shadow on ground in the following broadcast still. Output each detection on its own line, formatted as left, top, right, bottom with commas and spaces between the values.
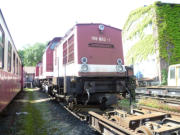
0, 88, 99, 135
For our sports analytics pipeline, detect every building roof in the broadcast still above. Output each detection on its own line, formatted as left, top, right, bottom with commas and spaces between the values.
24, 66, 35, 74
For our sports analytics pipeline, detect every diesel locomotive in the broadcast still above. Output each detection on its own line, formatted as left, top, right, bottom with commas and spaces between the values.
35, 23, 135, 106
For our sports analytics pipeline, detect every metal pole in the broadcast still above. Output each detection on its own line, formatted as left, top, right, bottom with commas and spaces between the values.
126, 88, 132, 114
64, 63, 66, 94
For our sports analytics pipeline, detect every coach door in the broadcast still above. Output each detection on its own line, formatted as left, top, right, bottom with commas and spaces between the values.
176, 66, 180, 86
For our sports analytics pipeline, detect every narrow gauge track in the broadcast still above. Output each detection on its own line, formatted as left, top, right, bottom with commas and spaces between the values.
135, 87, 180, 98
58, 101, 139, 135
51, 95, 180, 135
136, 95, 180, 106
138, 105, 180, 119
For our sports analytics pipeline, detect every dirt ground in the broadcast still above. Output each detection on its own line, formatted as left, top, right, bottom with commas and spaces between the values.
0, 88, 99, 135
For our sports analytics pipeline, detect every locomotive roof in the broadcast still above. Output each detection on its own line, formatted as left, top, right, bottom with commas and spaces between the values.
66, 23, 122, 36
36, 61, 42, 65
76, 23, 122, 31
50, 37, 62, 49
56, 23, 122, 47
45, 37, 62, 51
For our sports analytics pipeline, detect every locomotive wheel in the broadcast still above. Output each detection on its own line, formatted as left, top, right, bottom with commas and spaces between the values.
135, 126, 153, 135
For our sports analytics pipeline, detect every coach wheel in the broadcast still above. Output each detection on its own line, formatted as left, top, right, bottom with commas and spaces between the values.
135, 126, 153, 135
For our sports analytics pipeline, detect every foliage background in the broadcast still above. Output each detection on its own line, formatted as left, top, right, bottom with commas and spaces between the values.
123, 2, 180, 83
123, 2, 180, 65
155, 2, 180, 65
123, 5, 154, 64
18, 43, 46, 66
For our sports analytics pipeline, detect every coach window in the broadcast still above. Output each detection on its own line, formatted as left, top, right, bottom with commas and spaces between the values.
13, 52, 15, 73
8, 42, 12, 72
16, 58, 18, 74
18, 61, 20, 75
0, 25, 4, 68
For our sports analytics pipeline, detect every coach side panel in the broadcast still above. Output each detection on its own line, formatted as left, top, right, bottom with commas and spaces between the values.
0, 12, 22, 112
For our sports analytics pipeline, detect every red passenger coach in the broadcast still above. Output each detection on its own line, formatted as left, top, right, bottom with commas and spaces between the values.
0, 9, 23, 112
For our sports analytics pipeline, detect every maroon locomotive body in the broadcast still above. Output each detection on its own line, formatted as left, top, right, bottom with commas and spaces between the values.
77, 24, 124, 65
42, 37, 61, 79
76, 24, 125, 77
0, 9, 23, 112
36, 23, 135, 107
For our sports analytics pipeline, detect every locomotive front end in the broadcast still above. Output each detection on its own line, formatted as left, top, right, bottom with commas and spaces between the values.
73, 24, 135, 106
77, 24, 125, 76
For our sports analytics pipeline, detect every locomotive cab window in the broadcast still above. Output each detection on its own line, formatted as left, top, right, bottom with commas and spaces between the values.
8, 42, 12, 72
170, 67, 175, 79
0, 25, 4, 68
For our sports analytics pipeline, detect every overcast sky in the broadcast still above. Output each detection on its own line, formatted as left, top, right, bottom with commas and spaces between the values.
1, 0, 179, 50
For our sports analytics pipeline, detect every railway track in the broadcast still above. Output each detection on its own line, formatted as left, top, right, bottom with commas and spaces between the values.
136, 95, 180, 106
138, 105, 180, 119
57, 99, 180, 135
136, 87, 180, 98
41, 87, 180, 135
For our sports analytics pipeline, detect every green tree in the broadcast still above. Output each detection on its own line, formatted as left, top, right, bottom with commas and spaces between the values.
18, 42, 46, 66
18, 50, 25, 64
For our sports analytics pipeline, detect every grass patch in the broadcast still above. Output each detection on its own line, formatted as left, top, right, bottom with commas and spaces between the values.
118, 99, 136, 106
16, 89, 47, 135
138, 98, 180, 113
117, 99, 136, 113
